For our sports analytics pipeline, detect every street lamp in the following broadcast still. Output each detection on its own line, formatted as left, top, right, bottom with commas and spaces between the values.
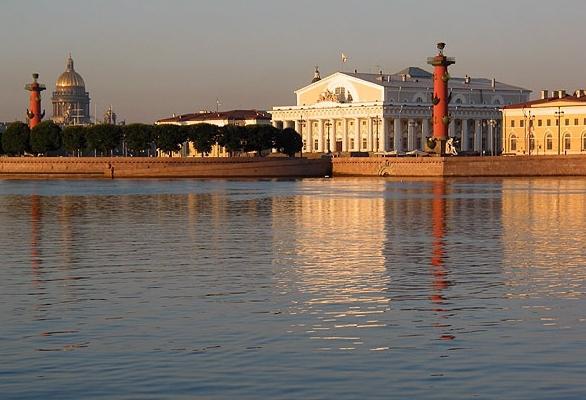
528, 115, 535, 155
555, 107, 564, 155
325, 121, 332, 153
373, 117, 382, 153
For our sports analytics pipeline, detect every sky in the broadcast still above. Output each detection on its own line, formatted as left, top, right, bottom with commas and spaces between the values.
2, 0, 586, 123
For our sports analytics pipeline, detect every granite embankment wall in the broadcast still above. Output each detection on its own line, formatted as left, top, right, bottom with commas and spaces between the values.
0, 157, 331, 178
332, 155, 586, 177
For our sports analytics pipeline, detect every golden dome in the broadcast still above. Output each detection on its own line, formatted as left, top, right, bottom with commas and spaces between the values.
56, 55, 85, 88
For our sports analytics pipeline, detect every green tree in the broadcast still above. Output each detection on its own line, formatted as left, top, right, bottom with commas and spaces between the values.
276, 128, 303, 157
155, 124, 187, 156
30, 121, 62, 155
62, 125, 87, 156
0, 130, 4, 155
245, 124, 278, 156
123, 123, 154, 155
2, 122, 30, 155
218, 124, 248, 156
187, 123, 219, 156
86, 124, 122, 155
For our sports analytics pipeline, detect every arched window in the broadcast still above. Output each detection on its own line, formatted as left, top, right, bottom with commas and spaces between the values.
582, 132, 586, 151
510, 135, 517, 151
564, 133, 571, 151
455, 98, 463, 104
529, 133, 535, 151
545, 133, 553, 151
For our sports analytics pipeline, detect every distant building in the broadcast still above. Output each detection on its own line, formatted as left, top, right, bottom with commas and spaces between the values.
52, 55, 91, 125
271, 66, 530, 154
155, 109, 271, 157
502, 90, 586, 155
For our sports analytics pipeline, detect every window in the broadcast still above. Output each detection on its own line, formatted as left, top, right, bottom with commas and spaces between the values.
555, 119, 559, 126
546, 134, 553, 151
362, 138, 367, 149
564, 133, 571, 150
334, 87, 346, 101
511, 120, 515, 127
583, 118, 586, 125
314, 139, 319, 151
582, 133, 586, 151
547, 119, 551, 126
538, 119, 542, 127
565, 118, 570, 126
362, 121, 366, 126
520, 120, 524, 128
350, 138, 355, 150
510, 135, 517, 151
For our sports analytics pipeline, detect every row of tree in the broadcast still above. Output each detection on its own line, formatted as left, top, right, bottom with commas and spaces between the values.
0, 121, 303, 157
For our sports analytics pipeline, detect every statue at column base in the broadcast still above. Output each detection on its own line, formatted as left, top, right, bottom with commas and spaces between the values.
425, 137, 458, 156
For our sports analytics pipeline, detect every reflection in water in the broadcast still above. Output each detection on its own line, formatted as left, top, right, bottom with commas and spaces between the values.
1, 179, 586, 399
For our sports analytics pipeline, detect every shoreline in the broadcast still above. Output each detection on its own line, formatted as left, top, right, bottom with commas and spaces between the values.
2, 155, 586, 179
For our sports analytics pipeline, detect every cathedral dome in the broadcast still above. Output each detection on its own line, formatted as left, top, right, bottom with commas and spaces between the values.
56, 55, 85, 89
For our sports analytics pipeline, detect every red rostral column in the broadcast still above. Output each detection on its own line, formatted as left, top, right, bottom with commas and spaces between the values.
24, 73, 46, 129
427, 43, 455, 155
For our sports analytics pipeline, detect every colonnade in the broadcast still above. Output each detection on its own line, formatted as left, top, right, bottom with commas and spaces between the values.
273, 117, 502, 154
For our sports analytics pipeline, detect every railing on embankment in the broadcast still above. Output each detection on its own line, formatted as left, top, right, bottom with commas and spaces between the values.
332, 155, 586, 177
0, 157, 331, 179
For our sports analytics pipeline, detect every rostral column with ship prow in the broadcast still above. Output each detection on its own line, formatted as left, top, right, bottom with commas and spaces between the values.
426, 42, 456, 155
25, 73, 46, 129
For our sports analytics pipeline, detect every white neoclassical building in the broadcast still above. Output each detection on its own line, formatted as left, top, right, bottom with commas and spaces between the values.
271, 67, 531, 154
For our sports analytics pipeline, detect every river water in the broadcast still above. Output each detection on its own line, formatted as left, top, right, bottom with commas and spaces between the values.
1, 178, 586, 399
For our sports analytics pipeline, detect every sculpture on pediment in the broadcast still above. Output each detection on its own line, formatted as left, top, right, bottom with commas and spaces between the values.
317, 89, 339, 103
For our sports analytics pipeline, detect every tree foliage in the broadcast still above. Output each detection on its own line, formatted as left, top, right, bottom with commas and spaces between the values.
154, 124, 187, 156
30, 121, 62, 155
244, 124, 278, 156
62, 125, 87, 155
187, 123, 219, 156
276, 128, 303, 157
123, 123, 154, 154
86, 124, 122, 155
2, 122, 30, 155
218, 124, 248, 155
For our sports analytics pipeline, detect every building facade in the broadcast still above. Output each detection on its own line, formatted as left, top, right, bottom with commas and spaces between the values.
271, 67, 530, 154
51, 55, 91, 125
502, 91, 586, 155
155, 109, 271, 157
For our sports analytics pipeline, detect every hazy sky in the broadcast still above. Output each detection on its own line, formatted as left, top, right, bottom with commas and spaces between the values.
2, 0, 586, 123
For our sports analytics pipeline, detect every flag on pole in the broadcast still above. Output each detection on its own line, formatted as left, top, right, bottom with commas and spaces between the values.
341, 52, 348, 63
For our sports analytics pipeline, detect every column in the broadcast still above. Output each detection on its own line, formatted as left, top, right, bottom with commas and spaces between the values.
448, 119, 456, 138
329, 119, 335, 153
460, 119, 468, 151
474, 119, 482, 152
394, 118, 402, 152
422, 118, 430, 150
272, 120, 279, 128
380, 118, 387, 151
367, 117, 373, 151
306, 120, 313, 153
343, 119, 349, 152
407, 119, 416, 151
318, 119, 324, 153
354, 118, 360, 151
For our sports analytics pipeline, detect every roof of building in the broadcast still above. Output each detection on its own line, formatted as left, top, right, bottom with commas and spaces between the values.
157, 109, 271, 124
503, 94, 586, 109
338, 67, 529, 92
56, 55, 85, 88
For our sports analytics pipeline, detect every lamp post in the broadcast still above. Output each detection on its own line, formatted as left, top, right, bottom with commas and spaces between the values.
528, 115, 535, 155
373, 117, 381, 153
555, 107, 564, 155
325, 121, 332, 153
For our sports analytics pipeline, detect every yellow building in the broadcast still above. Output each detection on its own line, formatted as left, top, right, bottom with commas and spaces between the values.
502, 91, 586, 155
155, 109, 271, 157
